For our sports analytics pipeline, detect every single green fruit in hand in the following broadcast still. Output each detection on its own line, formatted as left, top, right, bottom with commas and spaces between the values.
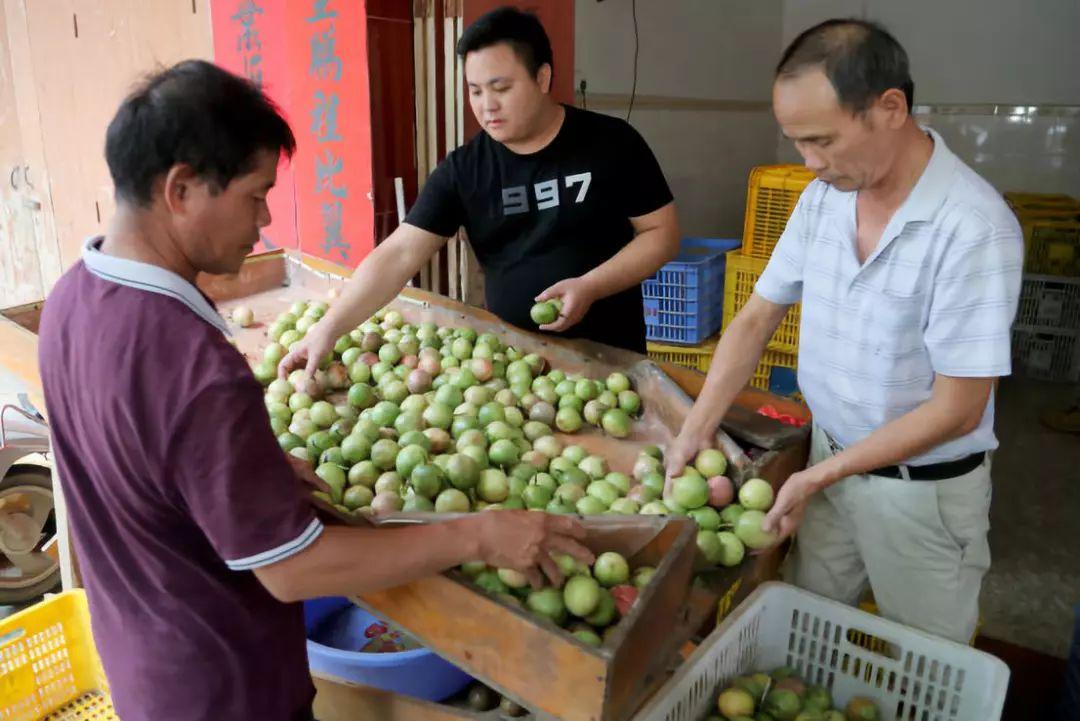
530, 301, 559, 325
694, 448, 728, 478
734, 510, 778, 550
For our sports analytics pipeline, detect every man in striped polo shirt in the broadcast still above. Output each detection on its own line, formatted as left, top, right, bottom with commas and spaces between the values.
667, 20, 1022, 643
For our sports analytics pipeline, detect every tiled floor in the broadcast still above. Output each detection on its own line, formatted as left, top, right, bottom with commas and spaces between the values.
981, 376, 1080, 659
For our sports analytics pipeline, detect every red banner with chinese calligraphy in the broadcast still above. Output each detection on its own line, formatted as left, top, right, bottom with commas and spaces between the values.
211, 0, 299, 255
286, 0, 375, 268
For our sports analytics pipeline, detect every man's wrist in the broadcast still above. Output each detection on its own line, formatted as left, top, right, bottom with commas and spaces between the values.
577, 270, 607, 301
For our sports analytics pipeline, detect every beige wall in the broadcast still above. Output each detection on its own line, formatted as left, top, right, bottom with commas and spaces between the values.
0, 0, 213, 307
780, 0, 1080, 196
574, 0, 784, 239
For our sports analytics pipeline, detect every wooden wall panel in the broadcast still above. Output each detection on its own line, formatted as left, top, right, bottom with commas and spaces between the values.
1, 0, 63, 307
367, 3, 419, 245
21, 0, 213, 271
0, 2, 42, 308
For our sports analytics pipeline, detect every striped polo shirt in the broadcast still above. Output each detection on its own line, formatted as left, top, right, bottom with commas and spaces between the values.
755, 129, 1023, 465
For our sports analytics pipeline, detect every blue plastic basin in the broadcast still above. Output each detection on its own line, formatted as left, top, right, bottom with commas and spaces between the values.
303, 597, 473, 702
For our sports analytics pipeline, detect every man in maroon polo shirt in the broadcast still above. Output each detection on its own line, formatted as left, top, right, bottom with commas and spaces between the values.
37, 60, 591, 721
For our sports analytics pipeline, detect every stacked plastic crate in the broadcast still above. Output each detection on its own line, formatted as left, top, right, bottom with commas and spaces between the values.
720, 165, 815, 396
642, 238, 741, 372
1005, 192, 1080, 382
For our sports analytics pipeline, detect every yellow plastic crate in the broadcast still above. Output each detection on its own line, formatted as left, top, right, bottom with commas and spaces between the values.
0, 590, 116, 721
648, 337, 799, 395
722, 252, 801, 354
1025, 220, 1080, 276
750, 349, 799, 395
858, 598, 982, 647
647, 336, 717, 373
1004, 191, 1077, 208
742, 164, 816, 259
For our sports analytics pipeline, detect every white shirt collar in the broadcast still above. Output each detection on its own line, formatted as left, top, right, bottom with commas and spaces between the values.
892, 126, 957, 224
81, 236, 231, 336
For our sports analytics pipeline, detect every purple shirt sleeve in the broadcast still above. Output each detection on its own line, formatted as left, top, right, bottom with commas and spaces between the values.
168, 375, 322, 571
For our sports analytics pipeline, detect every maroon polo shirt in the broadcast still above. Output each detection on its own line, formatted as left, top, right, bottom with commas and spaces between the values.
38, 239, 321, 721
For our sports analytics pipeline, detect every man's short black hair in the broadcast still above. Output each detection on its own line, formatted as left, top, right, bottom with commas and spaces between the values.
776, 19, 914, 115
456, 6, 553, 79
105, 60, 296, 206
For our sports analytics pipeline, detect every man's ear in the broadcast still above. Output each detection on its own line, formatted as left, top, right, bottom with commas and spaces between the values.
877, 88, 909, 129
162, 164, 200, 214
537, 63, 553, 95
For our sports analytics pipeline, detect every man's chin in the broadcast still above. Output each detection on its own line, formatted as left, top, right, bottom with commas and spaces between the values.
820, 176, 857, 191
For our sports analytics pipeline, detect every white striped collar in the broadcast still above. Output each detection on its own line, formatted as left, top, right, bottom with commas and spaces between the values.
82, 236, 231, 336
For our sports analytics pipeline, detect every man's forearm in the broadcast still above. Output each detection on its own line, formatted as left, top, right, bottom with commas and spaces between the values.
581, 228, 676, 300
812, 380, 992, 488
579, 205, 679, 300
319, 227, 442, 339
259, 519, 480, 602
679, 298, 786, 441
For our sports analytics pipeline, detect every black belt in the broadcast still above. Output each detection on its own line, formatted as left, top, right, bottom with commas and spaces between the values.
823, 431, 987, 481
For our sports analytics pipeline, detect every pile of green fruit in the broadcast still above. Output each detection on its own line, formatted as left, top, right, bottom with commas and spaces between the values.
252, 300, 779, 565
709, 666, 880, 721
460, 550, 653, 647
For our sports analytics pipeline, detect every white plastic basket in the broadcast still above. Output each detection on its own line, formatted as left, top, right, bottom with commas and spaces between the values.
633, 583, 1009, 721
1015, 273, 1080, 331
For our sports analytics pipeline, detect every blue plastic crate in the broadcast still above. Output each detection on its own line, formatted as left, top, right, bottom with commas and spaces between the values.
642, 238, 741, 344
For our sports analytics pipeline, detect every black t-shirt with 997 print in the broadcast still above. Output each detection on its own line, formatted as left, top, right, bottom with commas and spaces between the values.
405, 105, 673, 353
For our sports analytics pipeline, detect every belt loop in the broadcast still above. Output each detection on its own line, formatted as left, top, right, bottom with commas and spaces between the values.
899, 464, 912, 482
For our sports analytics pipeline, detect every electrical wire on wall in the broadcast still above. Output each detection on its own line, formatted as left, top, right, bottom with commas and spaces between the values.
626, 0, 638, 122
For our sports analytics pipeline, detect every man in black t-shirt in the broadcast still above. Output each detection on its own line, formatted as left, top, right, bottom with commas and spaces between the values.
282, 7, 678, 377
